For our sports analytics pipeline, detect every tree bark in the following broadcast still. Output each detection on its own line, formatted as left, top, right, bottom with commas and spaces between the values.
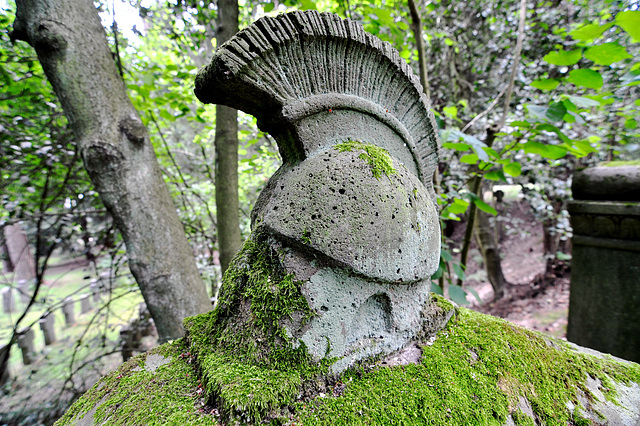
214, 0, 242, 274
12, 0, 210, 341
2, 223, 36, 282
474, 206, 508, 300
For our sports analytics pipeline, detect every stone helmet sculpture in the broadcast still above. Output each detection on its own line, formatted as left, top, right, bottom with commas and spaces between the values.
195, 10, 441, 371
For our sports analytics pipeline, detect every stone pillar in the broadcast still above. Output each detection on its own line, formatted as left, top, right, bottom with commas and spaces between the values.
39, 313, 56, 345
62, 298, 76, 326
17, 328, 36, 365
567, 163, 640, 363
80, 294, 91, 314
2, 287, 14, 314
90, 281, 101, 303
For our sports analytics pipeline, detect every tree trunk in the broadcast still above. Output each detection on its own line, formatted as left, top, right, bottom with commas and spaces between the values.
474, 208, 508, 300
214, 0, 242, 274
12, 0, 210, 342
2, 223, 35, 282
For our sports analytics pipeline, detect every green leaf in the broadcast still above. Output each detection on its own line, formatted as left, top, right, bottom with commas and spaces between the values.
526, 105, 549, 120
616, 11, 640, 42
523, 141, 568, 159
452, 263, 466, 281
264, 2, 275, 12
448, 198, 470, 214
430, 282, 443, 295
546, 102, 567, 121
510, 120, 531, 128
556, 251, 572, 261
440, 249, 454, 262
484, 171, 506, 181
543, 49, 581, 66
503, 162, 522, 177
442, 142, 471, 152
460, 153, 479, 164
625, 119, 638, 129
568, 96, 601, 108
536, 123, 570, 143
531, 78, 559, 91
584, 42, 632, 65
299, 0, 317, 10
448, 285, 470, 306
567, 69, 603, 89
569, 23, 613, 41
443, 105, 458, 119
446, 130, 489, 161
473, 199, 497, 215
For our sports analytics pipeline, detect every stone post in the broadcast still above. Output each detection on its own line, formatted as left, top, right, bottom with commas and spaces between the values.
80, 294, 91, 314
16, 279, 31, 304
2, 287, 14, 314
90, 281, 101, 303
39, 313, 57, 345
17, 328, 36, 365
62, 297, 76, 326
567, 163, 640, 363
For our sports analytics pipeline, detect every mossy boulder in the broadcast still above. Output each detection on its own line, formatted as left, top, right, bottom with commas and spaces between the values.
57, 296, 640, 425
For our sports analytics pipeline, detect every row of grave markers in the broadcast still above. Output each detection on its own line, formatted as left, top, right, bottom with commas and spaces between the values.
2, 281, 104, 367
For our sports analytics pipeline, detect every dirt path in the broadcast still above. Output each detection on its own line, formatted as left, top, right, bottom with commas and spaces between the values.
462, 199, 570, 339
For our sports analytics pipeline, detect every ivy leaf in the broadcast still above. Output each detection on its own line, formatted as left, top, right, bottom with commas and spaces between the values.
546, 102, 567, 121
570, 23, 613, 41
584, 42, 631, 66
615, 11, 640, 42
543, 49, 581, 66
531, 78, 559, 91
503, 162, 522, 177
567, 69, 603, 89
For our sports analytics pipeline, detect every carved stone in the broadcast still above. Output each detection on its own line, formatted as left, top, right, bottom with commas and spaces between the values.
568, 163, 640, 363
195, 10, 440, 371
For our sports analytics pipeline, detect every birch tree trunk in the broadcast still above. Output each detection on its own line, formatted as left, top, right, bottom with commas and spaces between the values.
12, 0, 210, 341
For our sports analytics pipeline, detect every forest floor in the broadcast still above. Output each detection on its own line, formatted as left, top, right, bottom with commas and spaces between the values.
461, 198, 570, 339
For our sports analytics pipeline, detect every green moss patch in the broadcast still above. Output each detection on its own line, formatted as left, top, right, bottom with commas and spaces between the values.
55, 340, 216, 426
289, 306, 640, 425
335, 140, 396, 179
184, 234, 331, 423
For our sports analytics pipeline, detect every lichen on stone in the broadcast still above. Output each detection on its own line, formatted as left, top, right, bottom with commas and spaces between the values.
335, 139, 397, 179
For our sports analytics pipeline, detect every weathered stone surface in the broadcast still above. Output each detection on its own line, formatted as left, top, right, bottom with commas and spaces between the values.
568, 163, 640, 363
572, 162, 640, 201
194, 10, 439, 199
253, 147, 439, 283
